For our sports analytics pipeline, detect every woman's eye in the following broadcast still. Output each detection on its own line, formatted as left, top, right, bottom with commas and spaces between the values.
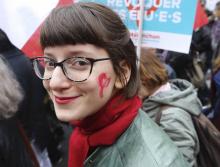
69, 59, 90, 67
45, 60, 54, 67
48, 61, 54, 66
42, 59, 55, 71
66, 58, 90, 70
75, 60, 89, 66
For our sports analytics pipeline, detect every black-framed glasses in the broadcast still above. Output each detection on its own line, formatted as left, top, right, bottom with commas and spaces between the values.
31, 56, 111, 82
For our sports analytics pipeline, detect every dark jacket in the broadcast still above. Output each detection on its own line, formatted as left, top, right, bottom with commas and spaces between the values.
0, 117, 34, 167
1, 48, 50, 150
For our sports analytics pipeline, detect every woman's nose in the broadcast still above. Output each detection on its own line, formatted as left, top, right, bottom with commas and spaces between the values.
49, 67, 71, 90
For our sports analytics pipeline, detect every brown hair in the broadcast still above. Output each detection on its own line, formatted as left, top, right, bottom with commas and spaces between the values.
40, 2, 139, 98
139, 48, 168, 90
213, 56, 220, 73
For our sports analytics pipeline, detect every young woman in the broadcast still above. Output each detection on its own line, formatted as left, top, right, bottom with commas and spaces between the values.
31, 2, 189, 167
210, 55, 220, 130
139, 48, 201, 167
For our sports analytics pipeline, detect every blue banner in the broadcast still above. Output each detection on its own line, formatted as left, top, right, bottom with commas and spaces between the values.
75, 0, 198, 53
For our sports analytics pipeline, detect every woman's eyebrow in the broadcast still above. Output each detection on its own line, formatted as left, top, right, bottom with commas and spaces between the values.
67, 51, 93, 57
43, 53, 54, 58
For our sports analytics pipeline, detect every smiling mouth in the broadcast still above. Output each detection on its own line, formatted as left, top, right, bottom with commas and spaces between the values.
55, 96, 80, 104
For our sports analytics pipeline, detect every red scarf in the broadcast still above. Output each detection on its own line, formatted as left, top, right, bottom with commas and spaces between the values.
68, 95, 141, 167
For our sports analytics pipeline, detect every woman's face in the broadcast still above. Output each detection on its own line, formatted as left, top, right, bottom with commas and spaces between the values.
43, 44, 118, 122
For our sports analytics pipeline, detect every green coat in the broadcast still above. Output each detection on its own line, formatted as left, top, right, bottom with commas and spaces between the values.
142, 79, 201, 167
84, 110, 189, 167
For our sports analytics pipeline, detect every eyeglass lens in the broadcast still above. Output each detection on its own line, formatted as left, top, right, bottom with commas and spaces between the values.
33, 57, 92, 82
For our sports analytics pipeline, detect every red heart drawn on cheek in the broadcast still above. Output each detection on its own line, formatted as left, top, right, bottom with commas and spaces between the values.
98, 73, 111, 98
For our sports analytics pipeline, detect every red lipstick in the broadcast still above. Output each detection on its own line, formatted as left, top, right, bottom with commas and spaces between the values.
55, 96, 79, 104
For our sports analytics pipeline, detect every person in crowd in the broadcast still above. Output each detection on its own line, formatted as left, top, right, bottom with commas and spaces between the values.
210, 2, 220, 59
153, 49, 176, 79
139, 47, 201, 167
165, 50, 210, 106
200, 0, 213, 17
0, 28, 54, 166
210, 55, 220, 130
0, 55, 39, 167
31, 2, 189, 167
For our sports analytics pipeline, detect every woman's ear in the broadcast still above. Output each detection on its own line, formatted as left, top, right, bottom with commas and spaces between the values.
115, 61, 131, 89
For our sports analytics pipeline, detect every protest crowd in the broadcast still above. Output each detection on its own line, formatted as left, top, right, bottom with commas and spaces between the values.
0, 0, 220, 167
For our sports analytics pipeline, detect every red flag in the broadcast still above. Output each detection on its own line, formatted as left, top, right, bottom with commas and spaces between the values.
21, 0, 73, 58
193, 1, 209, 30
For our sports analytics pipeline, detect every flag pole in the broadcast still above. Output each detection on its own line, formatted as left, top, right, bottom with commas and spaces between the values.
136, 0, 145, 66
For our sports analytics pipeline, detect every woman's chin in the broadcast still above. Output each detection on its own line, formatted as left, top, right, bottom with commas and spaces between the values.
55, 112, 72, 122
55, 111, 83, 123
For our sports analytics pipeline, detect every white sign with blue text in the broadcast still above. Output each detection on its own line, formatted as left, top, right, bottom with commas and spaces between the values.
76, 0, 198, 53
